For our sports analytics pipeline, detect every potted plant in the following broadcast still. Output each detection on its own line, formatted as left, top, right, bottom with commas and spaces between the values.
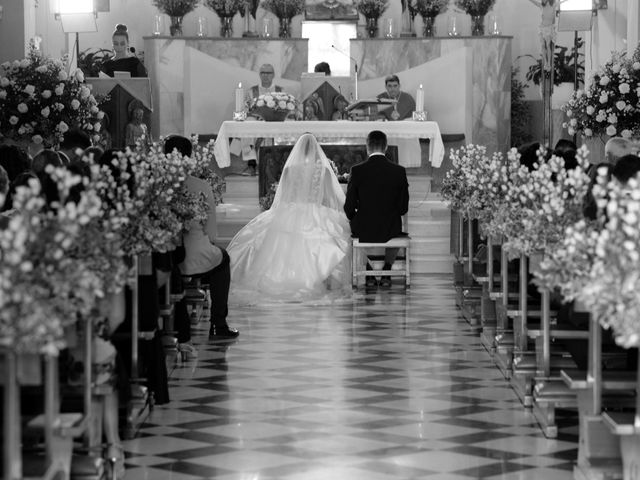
521, 39, 585, 107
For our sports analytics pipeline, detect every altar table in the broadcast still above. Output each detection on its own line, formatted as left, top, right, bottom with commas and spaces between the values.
213, 120, 445, 169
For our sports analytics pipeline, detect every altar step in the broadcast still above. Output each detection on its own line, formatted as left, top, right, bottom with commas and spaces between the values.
217, 175, 452, 273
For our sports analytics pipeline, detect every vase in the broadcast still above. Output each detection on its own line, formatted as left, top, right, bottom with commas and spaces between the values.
278, 17, 292, 38
470, 15, 485, 36
219, 16, 234, 37
365, 17, 379, 38
422, 16, 436, 37
169, 15, 184, 36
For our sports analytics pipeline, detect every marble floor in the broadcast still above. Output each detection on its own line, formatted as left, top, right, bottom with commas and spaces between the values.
123, 275, 578, 480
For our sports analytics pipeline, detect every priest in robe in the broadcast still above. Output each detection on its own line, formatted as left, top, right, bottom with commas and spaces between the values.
376, 74, 415, 121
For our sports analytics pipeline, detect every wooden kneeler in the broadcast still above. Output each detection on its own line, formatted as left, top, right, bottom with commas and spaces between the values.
352, 235, 411, 288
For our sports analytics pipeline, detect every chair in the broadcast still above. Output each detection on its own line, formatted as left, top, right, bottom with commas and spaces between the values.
351, 216, 410, 288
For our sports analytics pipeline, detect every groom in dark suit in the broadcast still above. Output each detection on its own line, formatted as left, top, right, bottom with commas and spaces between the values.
344, 130, 409, 287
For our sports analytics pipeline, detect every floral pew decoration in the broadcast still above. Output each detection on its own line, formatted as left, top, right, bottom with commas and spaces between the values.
0, 169, 104, 354
185, 135, 226, 206
498, 146, 591, 259
535, 166, 640, 348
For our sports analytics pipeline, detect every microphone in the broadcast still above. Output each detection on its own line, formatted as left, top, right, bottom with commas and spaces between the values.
330, 44, 358, 100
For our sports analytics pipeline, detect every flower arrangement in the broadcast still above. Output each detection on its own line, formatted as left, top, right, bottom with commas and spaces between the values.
454, 0, 495, 16
261, 0, 305, 18
354, 0, 389, 18
259, 181, 278, 210
0, 41, 104, 147
522, 40, 585, 87
413, 0, 448, 18
562, 48, 640, 139
535, 169, 640, 348
0, 169, 104, 354
247, 91, 299, 121
204, 0, 246, 16
112, 142, 207, 256
152, 0, 199, 16
500, 146, 591, 257
187, 136, 226, 205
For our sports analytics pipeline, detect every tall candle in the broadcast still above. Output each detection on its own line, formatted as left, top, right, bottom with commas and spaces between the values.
416, 84, 424, 113
235, 82, 244, 112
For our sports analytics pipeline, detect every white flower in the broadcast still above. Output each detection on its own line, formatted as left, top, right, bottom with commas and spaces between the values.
9, 115, 18, 125
266, 100, 276, 108
599, 93, 608, 104
611, 63, 621, 73
41, 89, 51, 98
584, 128, 593, 137
621, 129, 632, 138
599, 75, 610, 86
58, 70, 68, 81
90, 105, 99, 114
79, 86, 90, 99
35, 65, 48, 73
278, 100, 287, 109
565, 109, 572, 117
94, 122, 101, 131
615, 101, 626, 111
55, 86, 64, 96
58, 121, 69, 133
17, 103, 28, 113
569, 118, 577, 127
586, 106, 595, 115
286, 102, 295, 110
19, 59, 30, 68
633, 62, 640, 70
32, 135, 43, 144
17, 126, 25, 135
0, 90, 6, 100
619, 83, 630, 94
0, 77, 9, 87
606, 125, 617, 136
41, 106, 50, 118
23, 84, 35, 95
607, 113, 617, 124
75, 69, 85, 82
256, 99, 265, 107
96, 111, 104, 119
70, 99, 80, 110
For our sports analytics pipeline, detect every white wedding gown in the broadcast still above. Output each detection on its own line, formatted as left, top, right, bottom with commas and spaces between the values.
227, 134, 352, 304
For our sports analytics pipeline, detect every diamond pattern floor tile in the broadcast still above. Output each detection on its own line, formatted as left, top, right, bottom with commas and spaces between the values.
123, 275, 576, 479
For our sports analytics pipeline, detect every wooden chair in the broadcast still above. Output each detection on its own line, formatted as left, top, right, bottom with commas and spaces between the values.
351, 216, 410, 289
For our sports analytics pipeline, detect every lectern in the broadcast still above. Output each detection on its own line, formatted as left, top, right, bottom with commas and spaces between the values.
86, 78, 153, 149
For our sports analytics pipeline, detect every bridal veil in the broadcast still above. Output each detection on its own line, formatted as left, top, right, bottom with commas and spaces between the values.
227, 133, 352, 303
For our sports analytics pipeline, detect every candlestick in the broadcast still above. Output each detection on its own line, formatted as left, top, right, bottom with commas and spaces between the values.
235, 82, 244, 112
416, 84, 424, 113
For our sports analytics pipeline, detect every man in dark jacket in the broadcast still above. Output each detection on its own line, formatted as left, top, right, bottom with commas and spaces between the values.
344, 130, 409, 287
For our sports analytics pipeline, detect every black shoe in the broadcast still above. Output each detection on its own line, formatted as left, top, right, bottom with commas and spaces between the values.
379, 276, 392, 288
365, 277, 378, 287
209, 324, 239, 340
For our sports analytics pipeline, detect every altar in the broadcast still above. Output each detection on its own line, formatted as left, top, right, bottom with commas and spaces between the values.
213, 120, 445, 169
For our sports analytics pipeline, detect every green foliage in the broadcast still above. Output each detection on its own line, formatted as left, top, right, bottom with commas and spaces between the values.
78, 48, 113, 78
511, 67, 532, 148
522, 40, 585, 86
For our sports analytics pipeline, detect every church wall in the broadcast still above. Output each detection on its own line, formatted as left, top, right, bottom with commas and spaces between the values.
0, 0, 29, 65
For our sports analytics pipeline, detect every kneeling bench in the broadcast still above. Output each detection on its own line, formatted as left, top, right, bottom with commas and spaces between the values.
352, 236, 411, 288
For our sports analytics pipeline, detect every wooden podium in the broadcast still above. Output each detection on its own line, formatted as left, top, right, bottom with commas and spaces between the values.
86, 78, 153, 149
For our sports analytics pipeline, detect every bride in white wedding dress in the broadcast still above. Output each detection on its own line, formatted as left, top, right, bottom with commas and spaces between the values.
227, 133, 352, 303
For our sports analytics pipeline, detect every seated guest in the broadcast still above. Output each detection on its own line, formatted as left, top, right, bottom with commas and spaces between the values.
314, 61, 332, 76
58, 128, 92, 165
164, 135, 239, 340
31, 149, 63, 184
604, 137, 636, 166
83, 146, 105, 163
518, 141, 546, 172
611, 154, 640, 183
100, 23, 147, 78
553, 138, 577, 169
376, 74, 415, 121
0, 144, 31, 182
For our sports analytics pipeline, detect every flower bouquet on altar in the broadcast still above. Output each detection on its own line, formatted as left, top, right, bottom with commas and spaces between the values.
454, 0, 495, 16
562, 46, 640, 139
354, 0, 389, 18
0, 168, 104, 354
247, 91, 299, 121
0, 40, 104, 148
205, 0, 245, 16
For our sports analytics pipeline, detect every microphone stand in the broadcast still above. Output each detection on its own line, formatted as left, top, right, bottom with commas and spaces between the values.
331, 44, 358, 101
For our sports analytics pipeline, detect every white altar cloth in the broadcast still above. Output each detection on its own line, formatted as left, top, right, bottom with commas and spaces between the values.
214, 120, 445, 169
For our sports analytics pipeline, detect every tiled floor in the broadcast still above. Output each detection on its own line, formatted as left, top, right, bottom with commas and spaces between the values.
123, 275, 578, 479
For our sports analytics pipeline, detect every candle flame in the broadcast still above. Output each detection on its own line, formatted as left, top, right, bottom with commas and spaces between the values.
238, 82, 242, 88
419, 84, 423, 89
